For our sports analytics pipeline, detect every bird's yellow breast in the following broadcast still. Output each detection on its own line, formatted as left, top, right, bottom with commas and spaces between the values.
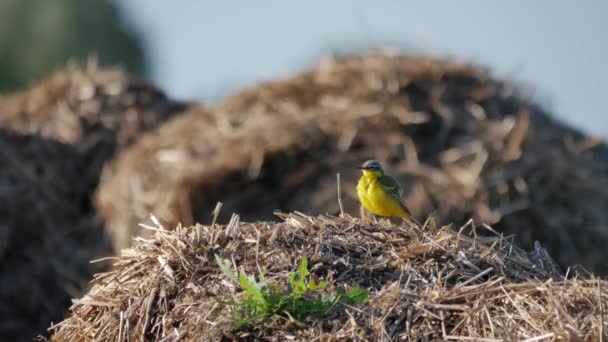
356, 173, 408, 218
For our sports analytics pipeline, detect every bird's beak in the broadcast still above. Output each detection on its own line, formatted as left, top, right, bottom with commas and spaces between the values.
358, 166, 365, 170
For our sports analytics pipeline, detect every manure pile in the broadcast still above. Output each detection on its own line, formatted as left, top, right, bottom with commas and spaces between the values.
0, 64, 184, 341
0, 130, 112, 342
97, 52, 608, 275
51, 213, 607, 341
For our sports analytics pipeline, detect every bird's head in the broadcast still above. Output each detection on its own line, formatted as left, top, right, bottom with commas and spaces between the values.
359, 160, 384, 177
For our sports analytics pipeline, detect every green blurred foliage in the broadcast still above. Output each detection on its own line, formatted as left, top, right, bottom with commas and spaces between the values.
0, 0, 146, 93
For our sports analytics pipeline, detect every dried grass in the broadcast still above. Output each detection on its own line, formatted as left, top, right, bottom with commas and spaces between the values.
0, 62, 185, 341
51, 212, 607, 341
96, 51, 608, 274
0, 60, 186, 190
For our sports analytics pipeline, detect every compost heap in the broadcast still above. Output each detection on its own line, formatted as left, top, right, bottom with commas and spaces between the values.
0, 64, 184, 341
96, 52, 608, 275
51, 213, 607, 341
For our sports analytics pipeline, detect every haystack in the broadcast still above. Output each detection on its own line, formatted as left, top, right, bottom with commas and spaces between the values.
0, 61, 186, 191
96, 52, 608, 274
0, 64, 186, 341
51, 213, 607, 341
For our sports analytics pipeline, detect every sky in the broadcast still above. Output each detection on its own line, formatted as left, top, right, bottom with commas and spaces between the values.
118, 1, 607, 137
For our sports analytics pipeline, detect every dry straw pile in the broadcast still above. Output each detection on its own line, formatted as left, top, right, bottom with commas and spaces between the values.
0, 61, 185, 190
97, 52, 608, 275
0, 63, 184, 341
51, 212, 607, 341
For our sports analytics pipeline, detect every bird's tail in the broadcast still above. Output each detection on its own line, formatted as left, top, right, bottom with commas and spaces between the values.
399, 200, 412, 219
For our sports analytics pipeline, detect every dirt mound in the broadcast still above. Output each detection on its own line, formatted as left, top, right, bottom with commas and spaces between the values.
0, 64, 187, 341
0, 130, 112, 341
50, 213, 606, 341
96, 52, 608, 274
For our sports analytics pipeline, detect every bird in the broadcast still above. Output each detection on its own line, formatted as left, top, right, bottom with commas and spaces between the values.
356, 160, 411, 220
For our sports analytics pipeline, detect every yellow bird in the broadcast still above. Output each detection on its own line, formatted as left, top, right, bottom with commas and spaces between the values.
356, 160, 411, 219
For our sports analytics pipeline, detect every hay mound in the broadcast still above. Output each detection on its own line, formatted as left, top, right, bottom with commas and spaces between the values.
97, 52, 608, 274
0, 64, 186, 341
51, 213, 606, 341
0, 62, 187, 190
96, 105, 324, 251
0, 61, 184, 144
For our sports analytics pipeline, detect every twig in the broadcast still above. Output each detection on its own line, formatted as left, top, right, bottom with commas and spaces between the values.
141, 288, 157, 342
444, 336, 501, 341
455, 267, 494, 288
337, 173, 345, 218
255, 228, 262, 277
418, 301, 468, 311
118, 311, 124, 342
225, 214, 240, 237
599, 278, 605, 342
440, 310, 447, 339
503, 108, 530, 161
520, 333, 555, 342
211, 202, 223, 228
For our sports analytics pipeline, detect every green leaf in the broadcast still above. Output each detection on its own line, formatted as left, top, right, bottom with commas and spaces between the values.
215, 254, 238, 283
309, 279, 328, 290
259, 266, 268, 282
293, 278, 307, 295
342, 286, 369, 304
289, 272, 297, 286
297, 256, 309, 279
239, 273, 266, 306
238, 273, 251, 289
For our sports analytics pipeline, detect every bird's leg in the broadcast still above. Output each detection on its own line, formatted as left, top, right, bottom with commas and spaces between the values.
359, 205, 368, 222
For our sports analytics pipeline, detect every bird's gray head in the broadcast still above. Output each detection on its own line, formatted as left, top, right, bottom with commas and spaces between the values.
359, 160, 384, 172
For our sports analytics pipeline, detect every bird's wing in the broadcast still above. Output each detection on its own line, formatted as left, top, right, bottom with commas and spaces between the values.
379, 175, 404, 198
379, 175, 412, 214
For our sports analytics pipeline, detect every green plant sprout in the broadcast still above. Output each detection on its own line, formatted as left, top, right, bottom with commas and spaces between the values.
215, 255, 368, 326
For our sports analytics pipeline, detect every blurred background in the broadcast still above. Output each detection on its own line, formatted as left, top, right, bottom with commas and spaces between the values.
0, 0, 606, 136
1, 2, 608, 340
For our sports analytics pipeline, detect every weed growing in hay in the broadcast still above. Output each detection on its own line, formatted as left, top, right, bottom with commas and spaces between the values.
216, 255, 368, 326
